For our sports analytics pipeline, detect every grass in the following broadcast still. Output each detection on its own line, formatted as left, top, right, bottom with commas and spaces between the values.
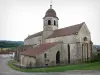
8, 60, 100, 72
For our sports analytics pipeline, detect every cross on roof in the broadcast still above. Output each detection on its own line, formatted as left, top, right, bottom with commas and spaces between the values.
50, 0, 53, 9
50, 0, 52, 5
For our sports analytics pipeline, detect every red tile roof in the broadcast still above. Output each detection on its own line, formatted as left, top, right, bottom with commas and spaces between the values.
25, 22, 84, 40
47, 22, 84, 39
21, 42, 58, 57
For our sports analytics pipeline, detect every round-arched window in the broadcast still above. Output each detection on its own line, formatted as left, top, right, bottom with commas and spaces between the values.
48, 20, 51, 25
44, 53, 47, 58
84, 37, 87, 41
54, 20, 56, 25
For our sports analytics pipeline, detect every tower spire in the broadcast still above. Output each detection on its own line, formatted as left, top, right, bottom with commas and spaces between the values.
50, 0, 52, 9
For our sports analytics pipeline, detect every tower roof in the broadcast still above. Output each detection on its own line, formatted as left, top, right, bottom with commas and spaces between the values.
43, 5, 59, 19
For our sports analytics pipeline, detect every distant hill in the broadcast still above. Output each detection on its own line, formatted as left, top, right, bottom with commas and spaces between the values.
0, 40, 24, 48
93, 45, 100, 51
94, 45, 100, 48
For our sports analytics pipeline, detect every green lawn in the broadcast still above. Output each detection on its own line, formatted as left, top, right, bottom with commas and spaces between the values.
8, 60, 100, 72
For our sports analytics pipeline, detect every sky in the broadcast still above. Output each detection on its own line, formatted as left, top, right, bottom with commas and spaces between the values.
0, 0, 100, 45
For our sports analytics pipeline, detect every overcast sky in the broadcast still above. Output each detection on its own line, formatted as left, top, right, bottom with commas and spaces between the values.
0, 0, 100, 45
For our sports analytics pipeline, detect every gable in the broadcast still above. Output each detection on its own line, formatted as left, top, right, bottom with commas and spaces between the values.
76, 22, 91, 42
78, 22, 90, 35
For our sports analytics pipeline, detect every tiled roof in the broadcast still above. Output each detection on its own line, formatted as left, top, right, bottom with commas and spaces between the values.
47, 22, 84, 39
43, 8, 59, 19
21, 42, 57, 57
25, 22, 84, 40
25, 31, 43, 40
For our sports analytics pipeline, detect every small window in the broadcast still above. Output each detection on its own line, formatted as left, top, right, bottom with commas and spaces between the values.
84, 37, 87, 41
45, 64, 48, 66
54, 20, 56, 25
48, 20, 51, 25
44, 53, 47, 58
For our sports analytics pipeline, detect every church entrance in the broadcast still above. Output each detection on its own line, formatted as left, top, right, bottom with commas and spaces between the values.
56, 51, 60, 64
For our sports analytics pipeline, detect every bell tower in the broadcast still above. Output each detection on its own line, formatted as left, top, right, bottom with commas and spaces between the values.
43, 4, 59, 31
42, 4, 59, 43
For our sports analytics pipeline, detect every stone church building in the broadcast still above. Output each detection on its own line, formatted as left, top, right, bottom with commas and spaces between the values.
19, 5, 92, 67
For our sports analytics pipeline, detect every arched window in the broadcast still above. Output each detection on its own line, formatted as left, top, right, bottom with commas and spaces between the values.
44, 53, 47, 58
84, 37, 87, 41
48, 20, 51, 25
82, 44, 84, 62
68, 44, 70, 63
86, 43, 88, 61
54, 20, 56, 25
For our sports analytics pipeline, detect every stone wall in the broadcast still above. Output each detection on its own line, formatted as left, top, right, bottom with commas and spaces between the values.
20, 55, 36, 67
35, 42, 80, 67
45, 35, 77, 44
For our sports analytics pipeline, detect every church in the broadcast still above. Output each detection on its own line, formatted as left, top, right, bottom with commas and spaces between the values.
19, 4, 92, 67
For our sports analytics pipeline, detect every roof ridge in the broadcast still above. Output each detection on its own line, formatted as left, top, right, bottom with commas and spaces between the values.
55, 22, 83, 31
47, 22, 84, 39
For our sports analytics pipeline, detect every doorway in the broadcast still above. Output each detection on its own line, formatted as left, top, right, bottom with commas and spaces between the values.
56, 51, 60, 64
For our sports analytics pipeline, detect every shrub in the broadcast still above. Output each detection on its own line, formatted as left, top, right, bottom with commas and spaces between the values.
91, 53, 100, 62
